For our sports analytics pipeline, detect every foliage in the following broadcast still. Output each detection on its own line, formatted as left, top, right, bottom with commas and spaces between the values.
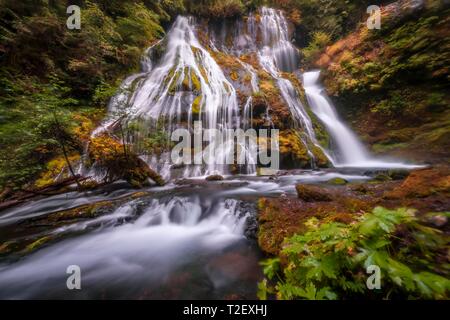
313, 3, 450, 161
259, 207, 450, 300
301, 31, 331, 65
270, 0, 372, 39
0, 0, 169, 189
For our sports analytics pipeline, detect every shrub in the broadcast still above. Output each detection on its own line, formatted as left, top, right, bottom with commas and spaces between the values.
302, 31, 331, 64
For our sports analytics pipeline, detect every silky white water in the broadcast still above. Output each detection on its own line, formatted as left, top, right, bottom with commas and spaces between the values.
303, 71, 423, 168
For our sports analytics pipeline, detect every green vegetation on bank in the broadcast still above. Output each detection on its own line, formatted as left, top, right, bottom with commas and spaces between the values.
259, 207, 450, 300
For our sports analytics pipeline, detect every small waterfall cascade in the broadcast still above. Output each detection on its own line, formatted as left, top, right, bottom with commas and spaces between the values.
0, 195, 252, 299
208, 7, 333, 166
304, 71, 421, 168
93, 16, 257, 179
89, 6, 419, 182
253, 7, 333, 165
304, 71, 369, 165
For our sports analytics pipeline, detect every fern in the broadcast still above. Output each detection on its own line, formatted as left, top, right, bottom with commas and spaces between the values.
259, 207, 450, 300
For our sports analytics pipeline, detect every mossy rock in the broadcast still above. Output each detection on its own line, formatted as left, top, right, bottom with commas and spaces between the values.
388, 169, 410, 180
190, 70, 201, 92
296, 184, 333, 202
89, 134, 165, 187
25, 236, 52, 253
192, 95, 202, 115
230, 70, 239, 81
326, 177, 348, 185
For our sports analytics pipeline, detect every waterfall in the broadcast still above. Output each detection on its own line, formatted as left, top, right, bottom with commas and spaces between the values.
90, 6, 419, 181
304, 71, 422, 168
258, 7, 299, 73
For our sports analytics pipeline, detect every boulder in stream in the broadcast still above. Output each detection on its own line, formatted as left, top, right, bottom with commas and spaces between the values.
295, 184, 333, 202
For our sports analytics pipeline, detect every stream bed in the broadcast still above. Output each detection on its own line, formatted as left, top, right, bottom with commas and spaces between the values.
0, 170, 370, 299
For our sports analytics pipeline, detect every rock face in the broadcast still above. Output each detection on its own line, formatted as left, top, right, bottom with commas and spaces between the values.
295, 184, 333, 202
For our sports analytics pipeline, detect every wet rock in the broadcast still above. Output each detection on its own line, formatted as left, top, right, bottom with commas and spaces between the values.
326, 177, 348, 185
237, 201, 257, 240
205, 174, 224, 181
295, 184, 333, 202
24, 236, 52, 253
388, 169, 410, 180
351, 184, 369, 194
0, 241, 17, 256
89, 134, 165, 187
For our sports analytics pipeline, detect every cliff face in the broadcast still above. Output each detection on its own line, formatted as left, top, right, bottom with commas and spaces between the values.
314, 0, 450, 164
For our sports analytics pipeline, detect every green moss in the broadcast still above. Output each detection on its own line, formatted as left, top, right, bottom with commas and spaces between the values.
192, 95, 202, 115
372, 142, 409, 154
166, 67, 182, 95
190, 69, 201, 92
326, 177, 348, 185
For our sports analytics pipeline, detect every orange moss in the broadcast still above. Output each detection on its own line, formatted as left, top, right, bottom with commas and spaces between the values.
34, 154, 80, 188
385, 166, 450, 199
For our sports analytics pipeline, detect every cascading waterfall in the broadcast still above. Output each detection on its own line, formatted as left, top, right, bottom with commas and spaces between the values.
258, 7, 299, 73
254, 8, 333, 166
93, 16, 261, 179
304, 71, 422, 168
0, 6, 428, 301
304, 71, 369, 165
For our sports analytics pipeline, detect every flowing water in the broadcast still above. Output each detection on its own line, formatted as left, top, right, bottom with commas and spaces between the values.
0, 7, 422, 299
303, 71, 423, 168
0, 172, 371, 299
